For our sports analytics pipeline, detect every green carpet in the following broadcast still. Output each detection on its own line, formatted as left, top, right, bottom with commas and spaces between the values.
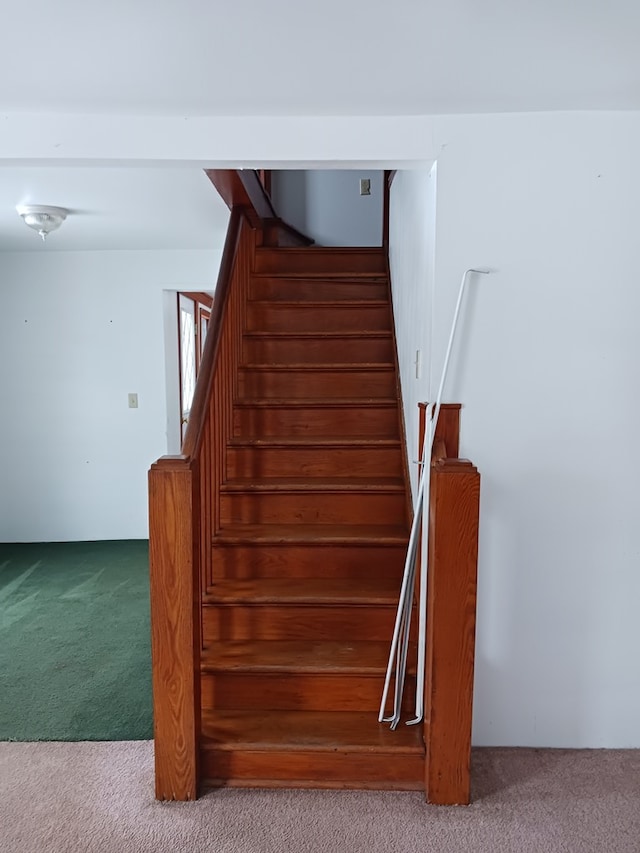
0, 540, 152, 741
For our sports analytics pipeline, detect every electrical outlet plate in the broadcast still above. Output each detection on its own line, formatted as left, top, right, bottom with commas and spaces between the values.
128, 393, 138, 409
360, 178, 371, 196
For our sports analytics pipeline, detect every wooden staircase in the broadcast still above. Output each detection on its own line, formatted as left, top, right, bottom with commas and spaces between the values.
149, 181, 480, 804
199, 245, 423, 789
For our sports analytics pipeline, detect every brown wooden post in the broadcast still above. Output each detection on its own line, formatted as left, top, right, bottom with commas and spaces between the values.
148, 456, 201, 800
418, 402, 461, 460
423, 458, 480, 805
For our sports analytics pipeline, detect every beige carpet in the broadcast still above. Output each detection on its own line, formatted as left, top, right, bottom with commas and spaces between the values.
1, 742, 638, 852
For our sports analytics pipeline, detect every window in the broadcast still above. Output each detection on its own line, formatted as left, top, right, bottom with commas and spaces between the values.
178, 292, 212, 444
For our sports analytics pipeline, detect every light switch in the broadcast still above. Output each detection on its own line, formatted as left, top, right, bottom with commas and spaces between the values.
360, 178, 371, 196
128, 393, 138, 409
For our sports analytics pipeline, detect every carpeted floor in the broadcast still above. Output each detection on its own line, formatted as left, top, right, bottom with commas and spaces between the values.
1, 742, 639, 852
2, 545, 638, 851
0, 540, 152, 741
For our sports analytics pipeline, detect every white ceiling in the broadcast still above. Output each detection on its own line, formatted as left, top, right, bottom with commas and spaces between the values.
0, 168, 229, 252
2, 0, 639, 116
1, 0, 639, 251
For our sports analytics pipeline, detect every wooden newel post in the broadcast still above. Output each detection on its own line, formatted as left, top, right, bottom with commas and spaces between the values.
424, 458, 480, 804
148, 456, 202, 800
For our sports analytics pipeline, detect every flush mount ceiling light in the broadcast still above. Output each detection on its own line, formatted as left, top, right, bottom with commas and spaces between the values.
17, 205, 69, 241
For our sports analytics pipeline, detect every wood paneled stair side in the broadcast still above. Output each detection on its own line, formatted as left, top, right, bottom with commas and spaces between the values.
200, 246, 423, 791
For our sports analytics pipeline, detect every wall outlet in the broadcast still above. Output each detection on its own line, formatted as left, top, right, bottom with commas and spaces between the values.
128, 393, 139, 409
359, 178, 371, 196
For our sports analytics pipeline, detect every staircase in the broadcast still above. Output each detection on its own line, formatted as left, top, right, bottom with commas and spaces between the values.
199, 245, 424, 790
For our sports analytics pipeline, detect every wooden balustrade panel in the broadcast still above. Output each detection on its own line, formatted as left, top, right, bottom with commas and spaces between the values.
423, 459, 480, 805
199, 418, 213, 601
149, 208, 255, 800
204, 219, 254, 587
148, 457, 201, 800
416, 402, 480, 804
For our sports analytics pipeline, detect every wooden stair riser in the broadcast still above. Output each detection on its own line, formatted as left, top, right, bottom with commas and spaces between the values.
247, 303, 391, 333
201, 750, 423, 790
233, 403, 400, 438
203, 752, 424, 790
249, 277, 389, 302
210, 544, 407, 580
238, 368, 396, 399
254, 248, 387, 276
226, 446, 404, 479
219, 491, 406, 526
201, 672, 416, 713
242, 334, 394, 365
202, 604, 402, 642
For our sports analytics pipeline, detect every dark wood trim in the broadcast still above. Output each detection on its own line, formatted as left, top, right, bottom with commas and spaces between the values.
205, 170, 246, 208
424, 458, 480, 805
148, 456, 202, 800
418, 402, 461, 459
432, 436, 448, 463
260, 217, 315, 248
206, 170, 277, 228
238, 170, 277, 220
257, 169, 272, 196
181, 291, 213, 309
417, 401, 479, 805
383, 170, 391, 250
205, 171, 256, 225
182, 208, 243, 460
195, 303, 211, 372
385, 245, 413, 526
207, 169, 315, 247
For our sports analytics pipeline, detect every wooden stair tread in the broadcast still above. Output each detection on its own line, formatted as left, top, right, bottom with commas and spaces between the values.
204, 576, 403, 605
248, 299, 389, 308
201, 640, 411, 674
201, 710, 423, 754
240, 363, 394, 371
213, 523, 408, 545
221, 477, 404, 492
234, 397, 398, 408
257, 247, 385, 254
229, 436, 401, 447
243, 330, 392, 339
250, 274, 388, 282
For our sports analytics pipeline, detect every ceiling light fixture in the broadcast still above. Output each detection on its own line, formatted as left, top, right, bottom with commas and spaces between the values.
17, 205, 69, 241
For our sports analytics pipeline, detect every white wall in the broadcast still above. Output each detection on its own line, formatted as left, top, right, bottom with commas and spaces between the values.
388, 166, 436, 500
389, 112, 640, 749
4, 109, 640, 748
272, 170, 383, 246
271, 171, 307, 236
0, 114, 438, 167
0, 249, 220, 542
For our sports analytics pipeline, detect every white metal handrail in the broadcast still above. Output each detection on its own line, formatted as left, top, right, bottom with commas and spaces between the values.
379, 268, 489, 730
